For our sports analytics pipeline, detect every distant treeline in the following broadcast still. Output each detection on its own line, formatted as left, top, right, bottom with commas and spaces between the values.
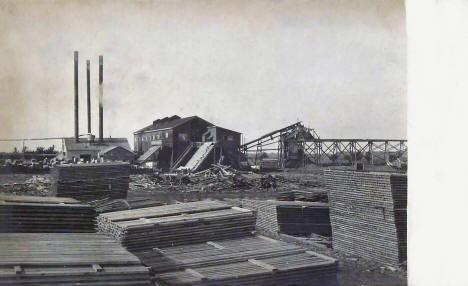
0, 145, 58, 161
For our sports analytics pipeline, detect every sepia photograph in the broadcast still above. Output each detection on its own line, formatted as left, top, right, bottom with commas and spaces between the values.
4, 0, 460, 285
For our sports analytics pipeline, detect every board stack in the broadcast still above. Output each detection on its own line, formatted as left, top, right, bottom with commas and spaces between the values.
324, 170, 407, 266
0, 194, 96, 233
0, 233, 151, 285
242, 199, 280, 232
242, 199, 332, 236
89, 197, 163, 213
276, 189, 328, 202
137, 235, 337, 286
51, 162, 130, 202
276, 202, 331, 236
98, 200, 255, 251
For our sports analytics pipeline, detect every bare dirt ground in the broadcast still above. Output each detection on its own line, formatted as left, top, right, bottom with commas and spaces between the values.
0, 165, 407, 286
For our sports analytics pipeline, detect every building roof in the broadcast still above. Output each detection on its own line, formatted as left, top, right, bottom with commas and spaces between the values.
63, 137, 130, 152
134, 115, 212, 134
206, 125, 242, 135
100, 145, 134, 155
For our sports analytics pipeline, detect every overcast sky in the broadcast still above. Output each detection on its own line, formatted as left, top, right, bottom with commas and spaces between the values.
0, 0, 405, 151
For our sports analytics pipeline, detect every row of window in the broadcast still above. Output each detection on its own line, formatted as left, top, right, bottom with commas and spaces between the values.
135, 132, 169, 142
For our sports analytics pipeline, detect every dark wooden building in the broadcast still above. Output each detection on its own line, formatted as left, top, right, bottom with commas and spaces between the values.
134, 115, 241, 171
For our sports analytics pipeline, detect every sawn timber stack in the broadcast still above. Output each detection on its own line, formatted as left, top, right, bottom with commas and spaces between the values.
0, 194, 96, 233
0, 233, 151, 285
98, 200, 255, 251
51, 162, 130, 202
242, 199, 331, 236
324, 170, 407, 266
139, 235, 338, 286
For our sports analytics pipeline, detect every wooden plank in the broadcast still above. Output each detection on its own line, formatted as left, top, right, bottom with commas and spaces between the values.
185, 268, 208, 281
92, 264, 103, 272
248, 259, 277, 272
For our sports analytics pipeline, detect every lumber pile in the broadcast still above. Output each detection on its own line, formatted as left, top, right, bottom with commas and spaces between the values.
141, 236, 337, 286
51, 162, 130, 202
324, 170, 407, 266
0, 233, 151, 285
276, 202, 331, 236
242, 199, 280, 232
242, 199, 331, 236
89, 197, 163, 213
276, 189, 328, 202
98, 200, 255, 251
0, 194, 96, 233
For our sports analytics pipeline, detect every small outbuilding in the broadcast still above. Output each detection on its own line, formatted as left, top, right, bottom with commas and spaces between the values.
98, 146, 135, 162
61, 136, 131, 162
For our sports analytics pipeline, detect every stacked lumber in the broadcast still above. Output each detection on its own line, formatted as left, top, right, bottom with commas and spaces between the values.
51, 162, 130, 202
144, 236, 337, 286
0, 233, 151, 285
276, 202, 331, 236
242, 199, 280, 232
324, 170, 407, 266
98, 200, 255, 251
276, 189, 328, 202
89, 197, 163, 213
242, 199, 331, 236
0, 194, 96, 233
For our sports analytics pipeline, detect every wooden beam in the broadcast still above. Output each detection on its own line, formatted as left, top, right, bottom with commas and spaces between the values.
248, 259, 277, 272
92, 264, 103, 272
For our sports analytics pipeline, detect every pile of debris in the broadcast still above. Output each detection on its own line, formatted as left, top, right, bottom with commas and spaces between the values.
0, 175, 52, 197
130, 164, 282, 193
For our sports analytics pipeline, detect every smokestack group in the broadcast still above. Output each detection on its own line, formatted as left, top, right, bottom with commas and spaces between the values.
87, 60, 91, 135
74, 51, 79, 142
99, 55, 103, 143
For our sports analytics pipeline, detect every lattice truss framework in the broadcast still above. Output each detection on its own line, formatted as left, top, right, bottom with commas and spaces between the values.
240, 122, 407, 167
303, 139, 408, 165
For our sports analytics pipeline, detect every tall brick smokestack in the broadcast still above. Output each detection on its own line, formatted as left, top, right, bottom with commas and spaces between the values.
99, 55, 103, 143
87, 60, 91, 135
74, 51, 79, 143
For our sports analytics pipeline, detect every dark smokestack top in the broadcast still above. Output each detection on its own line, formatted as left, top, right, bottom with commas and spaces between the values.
74, 51, 79, 143
99, 55, 103, 143
87, 60, 91, 135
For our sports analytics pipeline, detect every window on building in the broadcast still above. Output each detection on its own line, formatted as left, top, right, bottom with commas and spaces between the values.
165, 132, 169, 138
227, 135, 234, 141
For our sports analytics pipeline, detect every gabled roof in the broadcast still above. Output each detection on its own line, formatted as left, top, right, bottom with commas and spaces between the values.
134, 115, 212, 134
100, 145, 134, 155
63, 137, 130, 152
206, 125, 242, 135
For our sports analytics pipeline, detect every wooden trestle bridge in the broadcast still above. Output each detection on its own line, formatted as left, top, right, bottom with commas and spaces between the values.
239, 122, 407, 168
